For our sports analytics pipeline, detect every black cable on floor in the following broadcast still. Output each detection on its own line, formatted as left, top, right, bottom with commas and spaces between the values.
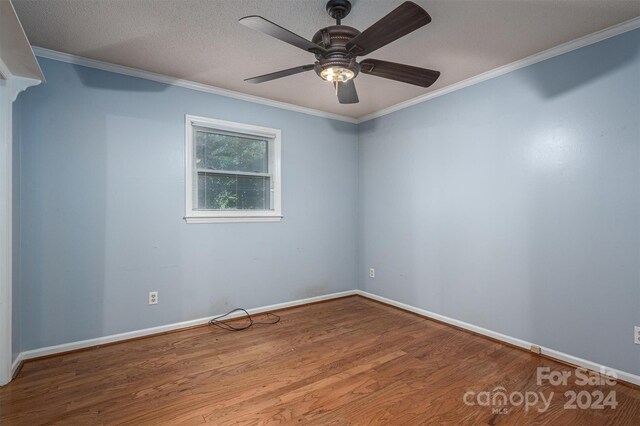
208, 307, 280, 331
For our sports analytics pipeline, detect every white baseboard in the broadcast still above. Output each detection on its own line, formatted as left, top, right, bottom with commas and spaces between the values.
355, 290, 640, 387
18, 290, 357, 362
11, 352, 23, 378
12, 288, 639, 387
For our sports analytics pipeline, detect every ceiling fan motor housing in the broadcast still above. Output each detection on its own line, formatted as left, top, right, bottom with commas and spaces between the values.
312, 25, 361, 80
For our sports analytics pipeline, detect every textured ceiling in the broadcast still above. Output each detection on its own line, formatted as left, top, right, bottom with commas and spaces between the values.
12, 0, 640, 119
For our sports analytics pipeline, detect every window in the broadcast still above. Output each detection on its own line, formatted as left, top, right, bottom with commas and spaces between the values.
185, 115, 281, 223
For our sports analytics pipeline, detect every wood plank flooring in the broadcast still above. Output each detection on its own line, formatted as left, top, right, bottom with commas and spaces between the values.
1, 296, 639, 425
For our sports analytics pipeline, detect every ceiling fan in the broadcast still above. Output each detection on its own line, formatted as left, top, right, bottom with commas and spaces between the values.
239, 0, 440, 104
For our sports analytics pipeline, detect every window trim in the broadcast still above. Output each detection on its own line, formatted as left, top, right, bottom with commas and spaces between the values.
184, 115, 282, 223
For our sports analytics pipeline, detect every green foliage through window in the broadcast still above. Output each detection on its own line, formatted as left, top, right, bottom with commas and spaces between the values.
197, 173, 270, 210
194, 128, 267, 173
194, 128, 271, 211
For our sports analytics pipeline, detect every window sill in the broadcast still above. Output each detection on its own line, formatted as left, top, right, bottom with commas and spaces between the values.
184, 215, 283, 224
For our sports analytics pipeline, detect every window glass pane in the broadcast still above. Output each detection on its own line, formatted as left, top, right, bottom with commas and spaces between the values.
196, 172, 270, 210
197, 172, 206, 209
195, 131, 207, 170
194, 129, 268, 173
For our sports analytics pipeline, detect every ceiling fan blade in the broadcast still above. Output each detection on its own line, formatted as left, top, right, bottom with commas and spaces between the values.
239, 16, 326, 54
335, 80, 359, 104
360, 59, 440, 87
245, 65, 315, 84
346, 2, 431, 56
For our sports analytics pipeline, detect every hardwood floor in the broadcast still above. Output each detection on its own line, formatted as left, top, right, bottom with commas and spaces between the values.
1, 296, 639, 425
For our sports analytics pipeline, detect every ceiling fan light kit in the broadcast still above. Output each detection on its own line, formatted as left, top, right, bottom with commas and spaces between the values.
239, 0, 441, 105
319, 67, 355, 83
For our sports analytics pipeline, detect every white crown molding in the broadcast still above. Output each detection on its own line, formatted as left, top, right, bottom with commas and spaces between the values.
31, 16, 640, 125
30, 17, 640, 126
9, 76, 41, 102
356, 16, 640, 123
31, 46, 358, 124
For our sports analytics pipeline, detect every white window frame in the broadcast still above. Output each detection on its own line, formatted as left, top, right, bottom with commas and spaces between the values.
184, 115, 282, 223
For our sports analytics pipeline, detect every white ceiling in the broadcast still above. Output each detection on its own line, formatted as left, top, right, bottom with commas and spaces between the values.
12, 0, 640, 119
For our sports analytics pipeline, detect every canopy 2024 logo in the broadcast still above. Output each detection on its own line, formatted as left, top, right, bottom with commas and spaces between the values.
463, 367, 618, 414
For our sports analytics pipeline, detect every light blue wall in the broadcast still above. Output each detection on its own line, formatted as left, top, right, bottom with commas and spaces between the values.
358, 29, 640, 375
16, 58, 359, 351
14, 29, 640, 377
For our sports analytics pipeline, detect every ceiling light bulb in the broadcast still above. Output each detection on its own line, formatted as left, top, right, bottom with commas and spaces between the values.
321, 67, 354, 83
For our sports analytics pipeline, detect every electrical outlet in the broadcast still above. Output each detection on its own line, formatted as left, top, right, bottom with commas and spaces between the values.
149, 291, 158, 305
635, 326, 640, 345
369, 268, 375, 278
